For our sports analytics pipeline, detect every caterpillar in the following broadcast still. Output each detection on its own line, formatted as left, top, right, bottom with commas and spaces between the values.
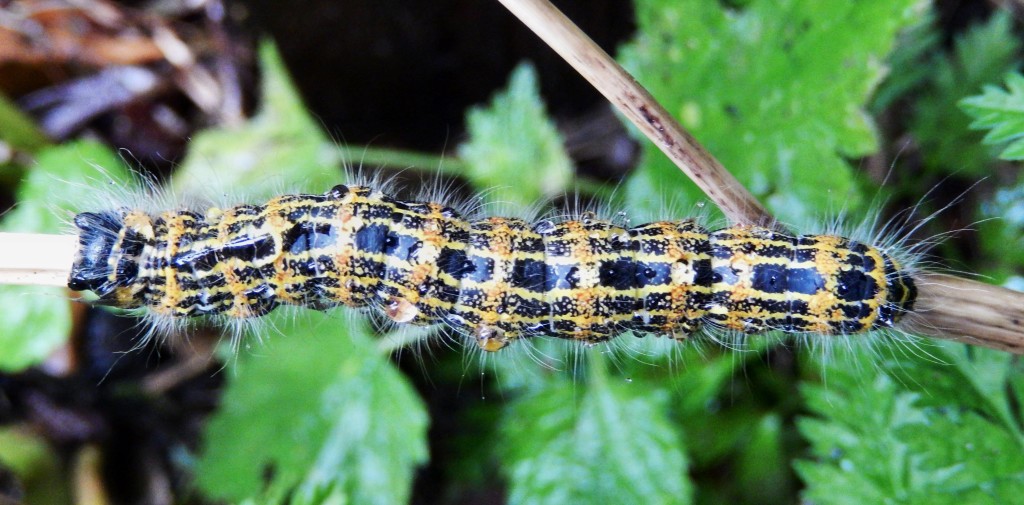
65, 183, 918, 352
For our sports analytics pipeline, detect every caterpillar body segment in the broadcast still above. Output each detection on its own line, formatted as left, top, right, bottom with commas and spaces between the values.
67, 184, 917, 351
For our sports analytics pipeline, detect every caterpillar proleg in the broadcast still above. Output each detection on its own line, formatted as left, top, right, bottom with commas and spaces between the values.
66, 183, 917, 352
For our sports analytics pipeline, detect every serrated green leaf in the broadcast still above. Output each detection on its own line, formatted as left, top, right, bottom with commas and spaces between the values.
914, 13, 1021, 175
798, 366, 929, 504
998, 139, 1024, 159
798, 347, 1024, 504
883, 340, 1023, 443
961, 71, 1024, 160
498, 358, 691, 505
173, 40, 341, 200
619, 0, 923, 225
458, 62, 574, 208
195, 314, 428, 504
623, 339, 771, 468
0, 141, 130, 371
900, 410, 1024, 503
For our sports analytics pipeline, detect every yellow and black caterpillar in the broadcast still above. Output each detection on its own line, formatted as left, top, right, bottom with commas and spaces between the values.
67, 184, 917, 351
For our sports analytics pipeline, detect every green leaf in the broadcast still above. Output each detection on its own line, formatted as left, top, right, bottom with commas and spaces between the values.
458, 62, 574, 208
4, 141, 131, 234
173, 40, 341, 199
913, 12, 1021, 175
0, 141, 130, 371
961, 72, 1024, 160
498, 357, 691, 505
882, 340, 1023, 443
195, 314, 428, 504
1013, 357, 1024, 433
619, 0, 924, 225
797, 349, 1024, 504
900, 410, 1024, 503
617, 338, 771, 468
0, 90, 50, 153
797, 365, 930, 504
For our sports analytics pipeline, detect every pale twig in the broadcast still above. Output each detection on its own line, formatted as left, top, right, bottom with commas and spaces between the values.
498, 0, 1024, 354
0, 233, 78, 286
906, 273, 1024, 354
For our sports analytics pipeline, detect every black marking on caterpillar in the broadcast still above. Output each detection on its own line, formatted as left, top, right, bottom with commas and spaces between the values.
67, 184, 918, 352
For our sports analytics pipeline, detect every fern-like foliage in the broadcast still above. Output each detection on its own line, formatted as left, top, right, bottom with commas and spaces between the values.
912, 12, 1021, 175
961, 71, 1024, 160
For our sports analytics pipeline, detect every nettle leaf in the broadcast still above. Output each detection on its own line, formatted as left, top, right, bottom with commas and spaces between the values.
498, 359, 691, 505
619, 0, 923, 225
195, 314, 428, 504
797, 363, 929, 504
965, 82, 1024, 277
913, 12, 1021, 176
900, 410, 1024, 503
883, 340, 1022, 442
798, 348, 1024, 504
174, 40, 340, 200
0, 141, 130, 371
458, 62, 574, 208
961, 72, 1024, 160
616, 337, 774, 469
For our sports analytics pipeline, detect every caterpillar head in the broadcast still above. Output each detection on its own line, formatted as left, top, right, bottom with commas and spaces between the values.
68, 210, 149, 308
875, 253, 917, 329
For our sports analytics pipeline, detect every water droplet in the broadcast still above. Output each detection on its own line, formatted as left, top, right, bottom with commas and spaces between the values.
534, 219, 556, 234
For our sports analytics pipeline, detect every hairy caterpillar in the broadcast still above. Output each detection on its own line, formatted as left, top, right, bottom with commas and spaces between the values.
66, 183, 918, 352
